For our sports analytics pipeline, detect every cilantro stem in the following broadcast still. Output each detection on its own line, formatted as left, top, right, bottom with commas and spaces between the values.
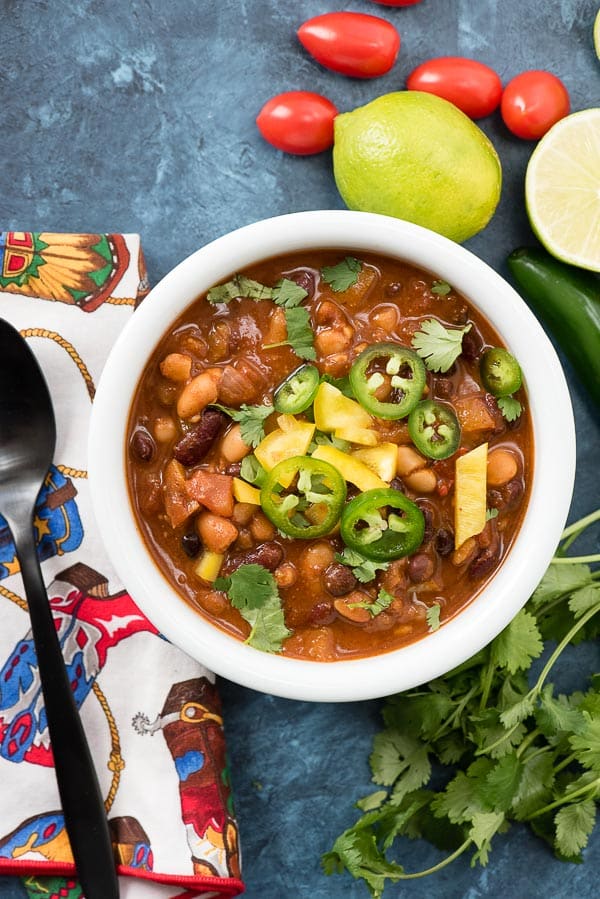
560, 508, 600, 541
433, 684, 480, 742
524, 776, 600, 821
552, 750, 578, 776
551, 553, 600, 565
394, 839, 473, 879
516, 727, 541, 758
479, 654, 495, 711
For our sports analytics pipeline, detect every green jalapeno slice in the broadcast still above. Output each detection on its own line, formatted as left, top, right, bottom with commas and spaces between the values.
260, 456, 346, 539
408, 400, 461, 460
273, 364, 320, 414
340, 488, 425, 561
349, 343, 426, 420
480, 347, 522, 397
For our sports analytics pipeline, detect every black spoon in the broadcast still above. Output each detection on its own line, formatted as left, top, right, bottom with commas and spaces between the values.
0, 319, 119, 898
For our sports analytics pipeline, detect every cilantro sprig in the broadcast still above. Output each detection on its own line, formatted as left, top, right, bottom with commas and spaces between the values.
498, 394, 523, 422
321, 256, 362, 292
206, 275, 307, 307
411, 318, 472, 372
212, 402, 273, 447
335, 548, 390, 584
324, 508, 600, 894
264, 306, 316, 360
215, 563, 291, 653
348, 588, 395, 618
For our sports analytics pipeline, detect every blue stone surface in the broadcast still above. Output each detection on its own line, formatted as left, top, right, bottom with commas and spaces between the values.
0, 1, 599, 897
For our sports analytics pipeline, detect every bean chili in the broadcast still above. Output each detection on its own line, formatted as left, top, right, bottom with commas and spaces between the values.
127, 250, 532, 662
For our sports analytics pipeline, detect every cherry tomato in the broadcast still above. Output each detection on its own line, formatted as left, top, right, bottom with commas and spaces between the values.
297, 12, 400, 79
406, 57, 502, 119
501, 70, 570, 140
256, 92, 338, 156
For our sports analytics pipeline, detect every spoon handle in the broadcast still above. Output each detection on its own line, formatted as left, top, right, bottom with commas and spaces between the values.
15, 522, 119, 899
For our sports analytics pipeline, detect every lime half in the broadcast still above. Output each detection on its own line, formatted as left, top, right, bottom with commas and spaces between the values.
525, 108, 600, 272
594, 8, 600, 59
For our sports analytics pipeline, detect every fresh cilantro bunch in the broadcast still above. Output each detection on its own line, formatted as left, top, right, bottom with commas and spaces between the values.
323, 509, 600, 897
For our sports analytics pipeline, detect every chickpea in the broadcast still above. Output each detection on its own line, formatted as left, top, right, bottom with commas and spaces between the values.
153, 416, 177, 443
249, 511, 276, 542
397, 445, 427, 477
487, 449, 518, 487
299, 542, 336, 577
315, 324, 354, 357
220, 423, 252, 464
177, 368, 222, 419
160, 352, 192, 382
274, 562, 298, 589
369, 305, 398, 331
196, 512, 239, 554
265, 307, 287, 345
232, 502, 256, 526
404, 467, 437, 493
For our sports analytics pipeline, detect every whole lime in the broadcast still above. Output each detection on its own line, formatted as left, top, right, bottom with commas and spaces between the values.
333, 91, 502, 243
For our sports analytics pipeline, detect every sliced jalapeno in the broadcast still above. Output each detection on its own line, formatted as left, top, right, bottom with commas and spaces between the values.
341, 488, 425, 561
480, 348, 522, 397
273, 364, 320, 414
349, 343, 426, 420
260, 455, 346, 539
408, 400, 461, 460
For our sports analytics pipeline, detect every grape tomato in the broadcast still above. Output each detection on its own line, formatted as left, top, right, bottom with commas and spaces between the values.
501, 70, 570, 139
297, 12, 400, 79
256, 91, 338, 155
406, 57, 502, 119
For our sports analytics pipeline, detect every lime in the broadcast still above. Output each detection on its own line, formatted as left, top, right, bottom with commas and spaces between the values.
332, 91, 502, 243
525, 108, 600, 272
594, 8, 600, 59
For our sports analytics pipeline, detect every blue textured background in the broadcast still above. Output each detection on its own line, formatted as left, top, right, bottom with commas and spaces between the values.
1, 1, 599, 896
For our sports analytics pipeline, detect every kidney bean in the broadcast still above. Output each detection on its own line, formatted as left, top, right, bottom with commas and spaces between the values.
130, 427, 155, 462
181, 532, 201, 558
222, 541, 284, 575
469, 543, 501, 579
225, 462, 242, 477
461, 325, 484, 362
292, 269, 316, 299
308, 601, 335, 626
173, 409, 226, 467
323, 562, 357, 597
502, 477, 524, 508
408, 553, 434, 583
435, 527, 454, 557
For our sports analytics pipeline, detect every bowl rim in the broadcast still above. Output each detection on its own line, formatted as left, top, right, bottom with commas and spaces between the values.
89, 210, 576, 702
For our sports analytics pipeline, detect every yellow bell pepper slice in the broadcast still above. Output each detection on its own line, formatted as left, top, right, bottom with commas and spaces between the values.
255, 421, 315, 486
313, 382, 372, 432
233, 477, 261, 505
277, 413, 299, 432
351, 443, 398, 482
194, 550, 224, 583
311, 445, 387, 492
455, 443, 488, 549
334, 426, 378, 446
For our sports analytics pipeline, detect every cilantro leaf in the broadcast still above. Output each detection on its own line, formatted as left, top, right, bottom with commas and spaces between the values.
212, 403, 273, 448
335, 548, 390, 583
356, 790, 388, 812
497, 394, 522, 422
322, 828, 404, 898
349, 588, 395, 618
491, 609, 543, 674
535, 686, 584, 740
469, 811, 505, 865
321, 256, 362, 292
432, 770, 486, 824
411, 319, 472, 372
264, 307, 316, 360
531, 563, 593, 607
426, 603, 441, 631
370, 732, 432, 805
486, 508, 499, 521
215, 564, 290, 653
431, 280, 452, 296
207, 274, 274, 304
554, 800, 597, 858
568, 583, 600, 619
477, 753, 523, 813
511, 753, 555, 821
272, 278, 308, 308
569, 711, 600, 773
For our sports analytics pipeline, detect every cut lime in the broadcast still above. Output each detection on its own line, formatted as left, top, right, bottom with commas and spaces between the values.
595, 8, 600, 59
525, 108, 600, 272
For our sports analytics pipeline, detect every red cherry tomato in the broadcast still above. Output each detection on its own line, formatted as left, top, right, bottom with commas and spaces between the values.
406, 57, 502, 119
501, 70, 570, 139
370, 1, 423, 5
297, 12, 400, 79
256, 92, 338, 156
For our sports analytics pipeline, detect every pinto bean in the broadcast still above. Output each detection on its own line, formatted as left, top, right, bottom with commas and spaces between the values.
250, 511, 276, 542
173, 409, 227, 466
222, 541, 284, 575
397, 445, 427, 477
196, 512, 239, 554
130, 427, 155, 462
323, 563, 357, 597
220, 423, 252, 463
177, 369, 222, 419
404, 468, 437, 494
488, 449, 518, 487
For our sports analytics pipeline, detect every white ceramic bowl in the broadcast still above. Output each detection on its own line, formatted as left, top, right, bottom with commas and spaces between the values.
89, 211, 575, 702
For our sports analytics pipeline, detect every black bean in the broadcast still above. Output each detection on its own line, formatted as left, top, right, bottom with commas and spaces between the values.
461, 325, 484, 362
222, 541, 284, 575
390, 478, 405, 493
434, 377, 454, 399
435, 528, 454, 557
181, 532, 201, 558
173, 408, 227, 467
487, 488, 505, 510
502, 478, 524, 508
416, 500, 435, 544
130, 427, 155, 462
469, 543, 501, 579
323, 563, 357, 597
385, 282, 402, 297
292, 270, 316, 300
408, 553, 434, 583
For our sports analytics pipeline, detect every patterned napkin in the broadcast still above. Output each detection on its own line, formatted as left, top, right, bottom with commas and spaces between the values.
0, 232, 244, 899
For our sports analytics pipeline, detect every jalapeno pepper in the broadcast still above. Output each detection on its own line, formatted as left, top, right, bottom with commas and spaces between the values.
273, 364, 320, 414
349, 343, 426, 420
480, 347, 522, 397
408, 400, 461, 460
260, 455, 346, 539
340, 488, 425, 561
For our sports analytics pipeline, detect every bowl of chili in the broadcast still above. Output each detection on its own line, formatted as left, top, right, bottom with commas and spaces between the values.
89, 211, 575, 701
